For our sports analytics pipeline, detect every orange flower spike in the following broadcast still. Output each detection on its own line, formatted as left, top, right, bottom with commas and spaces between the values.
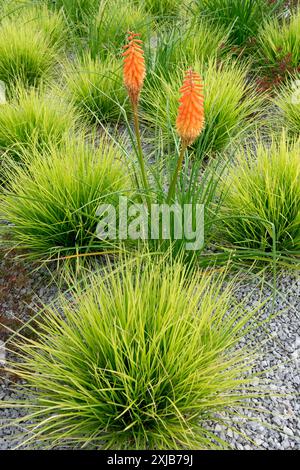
122, 32, 146, 106
176, 69, 205, 146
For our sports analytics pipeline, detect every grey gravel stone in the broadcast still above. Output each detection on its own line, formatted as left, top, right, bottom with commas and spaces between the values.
283, 426, 294, 437
210, 271, 300, 451
0, 340, 5, 366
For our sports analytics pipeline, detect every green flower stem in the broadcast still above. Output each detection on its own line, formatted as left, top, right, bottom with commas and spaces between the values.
132, 102, 151, 210
167, 141, 187, 204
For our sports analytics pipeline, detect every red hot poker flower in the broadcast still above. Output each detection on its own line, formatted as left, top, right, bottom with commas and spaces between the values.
176, 69, 205, 146
122, 32, 146, 106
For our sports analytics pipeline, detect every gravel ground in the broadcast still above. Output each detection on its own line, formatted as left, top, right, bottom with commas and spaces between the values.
0, 247, 59, 450
0, 246, 299, 450
213, 272, 300, 450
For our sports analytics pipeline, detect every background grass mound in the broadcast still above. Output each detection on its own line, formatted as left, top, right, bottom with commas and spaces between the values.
194, 0, 284, 48
0, 17, 58, 97
138, 0, 182, 17
150, 19, 228, 75
256, 8, 300, 88
0, 87, 75, 164
64, 53, 128, 124
219, 134, 300, 256
1, 137, 130, 262
45, 0, 101, 36
1, 2, 67, 50
6, 257, 264, 449
87, 0, 151, 61
274, 75, 300, 136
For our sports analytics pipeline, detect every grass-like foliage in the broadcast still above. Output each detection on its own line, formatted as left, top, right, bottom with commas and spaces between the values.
64, 53, 128, 124
0, 17, 58, 96
0, 86, 75, 163
45, 0, 101, 35
219, 134, 300, 256
194, 0, 284, 47
274, 75, 300, 136
137, 0, 182, 17
143, 59, 262, 158
87, 0, 151, 61
256, 9, 300, 88
1, 136, 130, 262
5, 256, 264, 449
0, 0, 29, 15
1, 2, 67, 50
150, 19, 228, 75
137, 150, 226, 264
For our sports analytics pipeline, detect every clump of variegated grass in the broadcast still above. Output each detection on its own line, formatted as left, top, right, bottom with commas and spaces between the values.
218, 132, 300, 259
0, 135, 131, 263
3, 255, 269, 449
0, 17, 59, 97
0, 85, 76, 164
87, 0, 152, 61
63, 53, 129, 124
142, 59, 264, 158
273, 74, 300, 136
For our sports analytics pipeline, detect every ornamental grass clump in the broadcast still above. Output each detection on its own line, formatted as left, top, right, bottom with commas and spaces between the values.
256, 9, 300, 89
0, 19, 58, 97
219, 133, 300, 258
45, 0, 101, 36
64, 53, 128, 124
195, 0, 284, 48
5, 256, 266, 449
137, 0, 182, 17
152, 20, 229, 77
0, 137, 130, 262
0, 86, 76, 164
87, 0, 151, 61
274, 75, 300, 136
2, 2, 67, 51
179, 20, 228, 63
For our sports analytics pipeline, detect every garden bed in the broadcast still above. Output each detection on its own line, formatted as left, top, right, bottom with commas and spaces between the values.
0, 0, 299, 451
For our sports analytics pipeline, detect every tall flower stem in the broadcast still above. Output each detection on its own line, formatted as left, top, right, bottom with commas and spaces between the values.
122, 31, 151, 211
132, 101, 151, 210
167, 142, 187, 204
